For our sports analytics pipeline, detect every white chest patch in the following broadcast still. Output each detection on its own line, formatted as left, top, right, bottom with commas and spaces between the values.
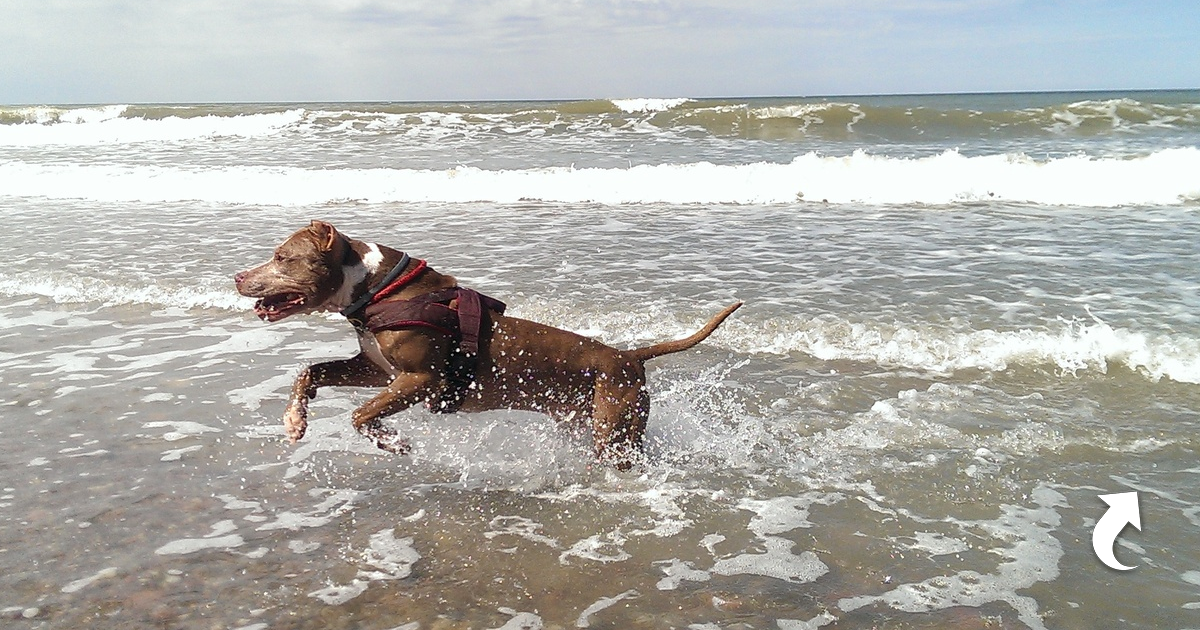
360, 243, 384, 272
358, 329, 399, 377
330, 242, 384, 310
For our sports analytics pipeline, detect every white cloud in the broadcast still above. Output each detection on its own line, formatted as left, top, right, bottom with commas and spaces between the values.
0, 0, 1194, 102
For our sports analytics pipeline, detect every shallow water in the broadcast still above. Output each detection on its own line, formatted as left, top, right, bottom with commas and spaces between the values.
3, 198, 1200, 629
4, 94, 1200, 629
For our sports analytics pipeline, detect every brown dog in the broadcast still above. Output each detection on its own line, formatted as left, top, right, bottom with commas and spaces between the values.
234, 221, 741, 469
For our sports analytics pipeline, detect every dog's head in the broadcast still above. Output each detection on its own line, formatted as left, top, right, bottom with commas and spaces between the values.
234, 221, 350, 322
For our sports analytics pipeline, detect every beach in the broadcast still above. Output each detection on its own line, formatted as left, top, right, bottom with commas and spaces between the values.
2, 92, 1200, 628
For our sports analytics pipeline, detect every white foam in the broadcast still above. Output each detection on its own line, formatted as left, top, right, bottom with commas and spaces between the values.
654, 558, 711, 590
611, 98, 692, 113
733, 315, 1200, 384
5, 148, 1195, 207
228, 372, 295, 412
155, 520, 245, 555
6, 104, 128, 126
0, 273, 250, 311
738, 493, 844, 537
255, 489, 364, 531
576, 589, 639, 628
536, 480, 699, 539
752, 102, 866, 132
1048, 98, 1200, 134
216, 495, 263, 514
309, 581, 368, 605
485, 516, 560, 548
143, 420, 223, 442
160, 445, 204, 462
357, 528, 420, 581
289, 540, 321, 554
839, 485, 1066, 630
711, 536, 829, 583
489, 609, 544, 630
310, 528, 419, 605
60, 566, 120, 594
0, 108, 303, 147
777, 613, 838, 630
908, 531, 971, 557
559, 530, 631, 565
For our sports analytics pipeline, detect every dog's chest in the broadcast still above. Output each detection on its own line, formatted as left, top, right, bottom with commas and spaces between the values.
357, 330, 399, 377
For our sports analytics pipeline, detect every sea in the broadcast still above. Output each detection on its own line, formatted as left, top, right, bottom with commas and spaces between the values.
2, 91, 1200, 629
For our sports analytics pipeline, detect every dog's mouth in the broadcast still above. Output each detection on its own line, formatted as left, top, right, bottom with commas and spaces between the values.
253, 292, 307, 322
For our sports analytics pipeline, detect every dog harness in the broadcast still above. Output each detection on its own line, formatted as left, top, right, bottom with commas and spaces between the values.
358, 287, 507, 354
341, 253, 507, 412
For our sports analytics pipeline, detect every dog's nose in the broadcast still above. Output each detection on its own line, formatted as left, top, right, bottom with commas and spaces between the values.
234, 271, 247, 285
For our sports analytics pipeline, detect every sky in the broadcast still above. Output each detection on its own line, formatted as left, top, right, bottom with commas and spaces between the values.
2, 0, 1198, 104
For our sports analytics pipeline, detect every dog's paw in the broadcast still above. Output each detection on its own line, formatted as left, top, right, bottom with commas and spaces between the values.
283, 406, 308, 442
375, 435, 412, 456
359, 422, 410, 455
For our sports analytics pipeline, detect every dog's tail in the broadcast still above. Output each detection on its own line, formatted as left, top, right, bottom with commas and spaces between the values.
630, 302, 743, 362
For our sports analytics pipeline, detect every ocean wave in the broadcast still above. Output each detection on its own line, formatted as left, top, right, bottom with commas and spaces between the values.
728, 316, 1200, 384
3, 148, 1197, 207
0, 274, 249, 312
6, 95, 1195, 147
1042, 97, 1200, 134
734, 98, 1200, 138
521, 303, 1200, 385
0, 107, 306, 146
610, 98, 693, 113
0, 104, 129, 125
5, 271, 1197, 384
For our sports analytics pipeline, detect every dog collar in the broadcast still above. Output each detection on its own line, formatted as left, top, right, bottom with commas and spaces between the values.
340, 252, 413, 321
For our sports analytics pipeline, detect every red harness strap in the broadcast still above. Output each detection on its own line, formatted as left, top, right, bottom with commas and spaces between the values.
370, 258, 428, 303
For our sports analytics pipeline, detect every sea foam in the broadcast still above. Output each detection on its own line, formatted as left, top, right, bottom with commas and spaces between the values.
610, 98, 692, 113
0, 108, 304, 146
6, 267, 1200, 384
3, 148, 1197, 207
731, 315, 1200, 384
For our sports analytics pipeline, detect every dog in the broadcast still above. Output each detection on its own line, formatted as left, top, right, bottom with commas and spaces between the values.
234, 221, 741, 469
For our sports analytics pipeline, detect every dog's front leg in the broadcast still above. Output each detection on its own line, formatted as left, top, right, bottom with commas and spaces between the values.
351, 372, 440, 454
285, 353, 392, 442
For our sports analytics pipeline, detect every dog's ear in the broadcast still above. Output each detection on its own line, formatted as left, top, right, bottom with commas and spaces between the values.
308, 220, 339, 252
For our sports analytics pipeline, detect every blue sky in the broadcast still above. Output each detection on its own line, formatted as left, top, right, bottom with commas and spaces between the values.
2, 0, 1197, 103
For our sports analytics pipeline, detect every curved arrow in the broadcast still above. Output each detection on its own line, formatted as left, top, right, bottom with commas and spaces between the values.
1092, 492, 1141, 571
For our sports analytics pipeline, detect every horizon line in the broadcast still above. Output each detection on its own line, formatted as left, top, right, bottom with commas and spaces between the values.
3, 87, 1198, 108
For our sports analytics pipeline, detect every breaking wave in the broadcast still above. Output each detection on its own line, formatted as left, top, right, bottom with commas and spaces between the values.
3, 94, 1198, 147
3, 148, 1197, 207
0, 274, 249, 312
0, 105, 305, 146
5, 271, 1198, 384
728, 315, 1200, 384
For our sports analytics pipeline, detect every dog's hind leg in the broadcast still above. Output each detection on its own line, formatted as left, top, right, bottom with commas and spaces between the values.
591, 360, 650, 471
285, 353, 392, 442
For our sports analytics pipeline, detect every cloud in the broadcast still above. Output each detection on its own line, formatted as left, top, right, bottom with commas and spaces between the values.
1, 0, 1194, 102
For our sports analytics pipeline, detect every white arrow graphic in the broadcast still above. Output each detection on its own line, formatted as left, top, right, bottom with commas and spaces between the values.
1092, 492, 1141, 571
